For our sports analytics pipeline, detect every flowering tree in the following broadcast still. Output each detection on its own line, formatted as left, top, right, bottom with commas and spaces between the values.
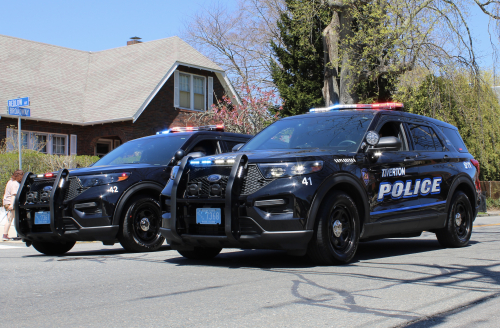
189, 85, 282, 135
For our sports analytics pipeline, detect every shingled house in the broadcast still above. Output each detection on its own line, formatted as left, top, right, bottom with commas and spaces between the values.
0, 35, 238, 156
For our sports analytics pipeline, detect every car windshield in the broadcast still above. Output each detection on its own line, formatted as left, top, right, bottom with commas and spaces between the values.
241, 113, 374, 152
93, 135, 189, 166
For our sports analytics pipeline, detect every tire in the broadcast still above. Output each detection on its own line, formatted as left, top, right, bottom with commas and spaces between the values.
178, 247, 222, 260
32, 241, 76, 255
307, 191, 360, 265
436, 191, 473, 247
118, 197, 165, 252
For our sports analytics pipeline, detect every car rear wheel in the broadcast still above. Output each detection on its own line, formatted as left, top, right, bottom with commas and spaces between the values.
307, 191, 360, 265
32, 240, 76, 255
436, 191, 473, 247
118, 197, 165, 252
177, 247, 222, 260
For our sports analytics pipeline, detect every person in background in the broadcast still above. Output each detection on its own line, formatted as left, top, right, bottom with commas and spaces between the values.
3, 170, 24, 241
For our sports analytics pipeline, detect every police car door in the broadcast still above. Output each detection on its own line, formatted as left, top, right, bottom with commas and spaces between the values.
367, 116, 422, 233
406, 121, 450, 229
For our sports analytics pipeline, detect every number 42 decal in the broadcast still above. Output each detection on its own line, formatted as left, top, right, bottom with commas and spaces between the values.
107, 186, 118, 193
302, 177, 313, 186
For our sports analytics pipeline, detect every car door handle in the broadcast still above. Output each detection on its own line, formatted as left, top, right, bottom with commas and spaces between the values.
404, 157, 415, 162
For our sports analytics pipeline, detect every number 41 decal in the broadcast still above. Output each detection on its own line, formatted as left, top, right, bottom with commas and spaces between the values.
107, 186, 118, 193
302, 177, 313, 186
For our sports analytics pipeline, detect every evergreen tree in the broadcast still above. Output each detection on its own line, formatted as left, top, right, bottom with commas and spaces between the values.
271, 0, 331, 117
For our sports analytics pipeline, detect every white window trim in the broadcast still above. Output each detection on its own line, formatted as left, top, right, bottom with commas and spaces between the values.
52, 134, 69, 156
6, 128, 69, 155
174, 71, 207, 112
94, 138, 114, 156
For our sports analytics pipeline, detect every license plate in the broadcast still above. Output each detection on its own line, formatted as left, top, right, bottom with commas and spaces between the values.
34, 211, 50, 225
196, 208, 221, 225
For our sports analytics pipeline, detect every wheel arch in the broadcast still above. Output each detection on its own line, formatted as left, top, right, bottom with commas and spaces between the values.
447, 175, 477, 215
112, 182, 164, 226
306, 174, 369, 234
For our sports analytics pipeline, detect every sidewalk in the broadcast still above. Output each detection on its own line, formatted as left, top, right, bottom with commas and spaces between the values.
0, 207, 19, 241
478, 210, 500, 217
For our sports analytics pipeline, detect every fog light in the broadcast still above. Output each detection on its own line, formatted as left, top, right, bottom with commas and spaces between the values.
40, 191, 50, 202
26, 192, 38, 203
210, 184, 222, 196
188, 183, 201, 196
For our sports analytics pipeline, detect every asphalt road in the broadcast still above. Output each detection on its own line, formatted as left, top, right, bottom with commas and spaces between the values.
1, 216, 500, 328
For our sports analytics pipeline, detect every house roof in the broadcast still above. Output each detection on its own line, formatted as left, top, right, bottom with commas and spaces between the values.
0, 34, 230, 125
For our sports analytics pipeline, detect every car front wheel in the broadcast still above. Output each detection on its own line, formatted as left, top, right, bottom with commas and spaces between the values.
118, 196, 165, 252
307, 191, 360, 265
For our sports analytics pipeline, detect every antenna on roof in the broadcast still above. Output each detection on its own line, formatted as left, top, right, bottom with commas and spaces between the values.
127, 37, 142, 46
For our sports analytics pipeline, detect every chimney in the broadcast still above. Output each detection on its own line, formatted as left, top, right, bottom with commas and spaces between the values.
127, 36, 142, 46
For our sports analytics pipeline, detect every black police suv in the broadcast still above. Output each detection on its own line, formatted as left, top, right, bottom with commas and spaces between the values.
14, 126, 251, 255
160, 103, 481, 265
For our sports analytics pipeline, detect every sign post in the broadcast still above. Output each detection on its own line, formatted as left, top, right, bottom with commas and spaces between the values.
7, 97, 30, 170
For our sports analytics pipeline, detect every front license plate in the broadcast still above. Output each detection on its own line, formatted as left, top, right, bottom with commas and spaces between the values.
196, 208, 221, 225
34, 211, 50, 225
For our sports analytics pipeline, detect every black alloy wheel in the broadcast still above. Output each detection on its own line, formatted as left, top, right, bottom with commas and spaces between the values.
328, 205, 354, 253
118, 197, 165, 252
307, 191, 360, 265
436, 191, 473, 247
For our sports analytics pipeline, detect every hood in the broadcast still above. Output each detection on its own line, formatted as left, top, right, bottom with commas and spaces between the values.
195, 149, 356, 163
68, 163, 160, 176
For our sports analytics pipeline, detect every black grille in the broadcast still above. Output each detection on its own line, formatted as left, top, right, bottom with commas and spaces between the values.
188, 176, 229, 197
64, 177, 89, 202
189, 166, 232, 180
241, 165, 274, 195
62, 218, 80, 231
29, 179, 55, 192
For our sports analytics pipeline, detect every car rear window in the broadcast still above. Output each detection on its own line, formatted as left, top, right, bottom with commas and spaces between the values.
440, 127, 468, 153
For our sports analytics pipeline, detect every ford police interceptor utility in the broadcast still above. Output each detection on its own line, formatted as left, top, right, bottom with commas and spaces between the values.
14, 126, 251, 255
160, 103, 481, 265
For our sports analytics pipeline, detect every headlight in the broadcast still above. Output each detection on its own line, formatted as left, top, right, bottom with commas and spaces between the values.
77, 173, 130, 188
170, 166, 179, 180
257, 161, 323, 179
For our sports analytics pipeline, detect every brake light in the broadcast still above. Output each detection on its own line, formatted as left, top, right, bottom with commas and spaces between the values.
470, 159, 481, 191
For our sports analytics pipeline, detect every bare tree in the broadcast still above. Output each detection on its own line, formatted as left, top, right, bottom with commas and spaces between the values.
319, 0, 500, 104
182, 0, 286, 90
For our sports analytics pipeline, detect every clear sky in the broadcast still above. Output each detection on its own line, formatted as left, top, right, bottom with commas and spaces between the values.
0, 0, 497, 70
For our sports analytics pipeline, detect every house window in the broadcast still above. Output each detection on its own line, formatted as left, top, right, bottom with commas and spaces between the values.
52, 136, 66, 155
193, 76, 205, 110
176, 71, 206, 111
6, 128, 69, 155
179, 73, 191, 108
34, 134, 48, 153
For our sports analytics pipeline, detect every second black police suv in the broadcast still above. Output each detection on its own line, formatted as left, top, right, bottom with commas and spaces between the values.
160, 103, 481, 265
15, 126, 251, 255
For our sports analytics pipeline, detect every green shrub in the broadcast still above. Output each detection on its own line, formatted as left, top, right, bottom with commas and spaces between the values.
0, 149, 99, 197
486, 198, 500, 211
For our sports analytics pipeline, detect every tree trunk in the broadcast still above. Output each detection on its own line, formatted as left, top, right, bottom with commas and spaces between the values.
322, 2, 358, 105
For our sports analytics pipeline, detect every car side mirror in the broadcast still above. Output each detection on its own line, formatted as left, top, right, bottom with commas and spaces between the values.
174, 150, 185, 161
232, 143, 244, 152
371, 136, 402, 152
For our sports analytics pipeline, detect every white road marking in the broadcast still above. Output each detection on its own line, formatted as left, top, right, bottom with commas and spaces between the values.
0, 244, 23, 249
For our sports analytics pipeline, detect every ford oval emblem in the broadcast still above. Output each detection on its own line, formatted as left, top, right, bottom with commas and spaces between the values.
43, 186, 53, 191
207, 174, 222, 183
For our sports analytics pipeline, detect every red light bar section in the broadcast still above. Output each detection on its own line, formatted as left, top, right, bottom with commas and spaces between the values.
44, 173, 54, 178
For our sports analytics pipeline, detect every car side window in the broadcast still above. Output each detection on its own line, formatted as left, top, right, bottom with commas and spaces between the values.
376, 121, 409, 151
225, 140, 244, 151
188, 140, 220, 156
408, 124, 443, 151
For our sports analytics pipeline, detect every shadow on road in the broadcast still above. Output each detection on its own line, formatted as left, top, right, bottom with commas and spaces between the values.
23, 244, 172, 258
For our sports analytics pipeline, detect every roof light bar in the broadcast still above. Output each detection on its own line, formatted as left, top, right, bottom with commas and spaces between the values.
157, 125, 225, 134
309, 102, 404, 113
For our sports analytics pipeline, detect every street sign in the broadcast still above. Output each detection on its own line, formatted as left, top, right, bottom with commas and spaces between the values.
7, 106, 30, 116
7, 97, 29, 107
